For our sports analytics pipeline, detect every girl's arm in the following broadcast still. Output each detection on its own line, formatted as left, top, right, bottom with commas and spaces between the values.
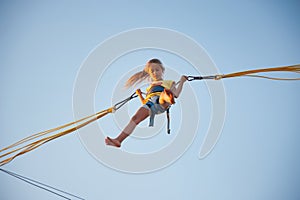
171, 75, 187, 98
136, 89, 146, 104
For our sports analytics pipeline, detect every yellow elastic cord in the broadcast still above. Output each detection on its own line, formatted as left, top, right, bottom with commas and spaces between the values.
215, 64, 300, 80
0, 108, 113, 166
143, 92, 162, 104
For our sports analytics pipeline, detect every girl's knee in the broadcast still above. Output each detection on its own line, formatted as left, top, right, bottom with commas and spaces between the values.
131, 107, 149, 124
131, 115, 140, 125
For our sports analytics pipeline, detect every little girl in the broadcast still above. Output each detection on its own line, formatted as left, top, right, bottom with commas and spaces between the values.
105, 58, 187, 147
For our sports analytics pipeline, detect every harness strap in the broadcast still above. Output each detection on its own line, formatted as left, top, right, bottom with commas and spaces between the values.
145, 97, 171, 134
143, 92, 162, 103
149, 112, 155, 127
138, 86, 175, 134
146, 98, 164, 127
166, 108, 171, 134
149, 107, 171, 134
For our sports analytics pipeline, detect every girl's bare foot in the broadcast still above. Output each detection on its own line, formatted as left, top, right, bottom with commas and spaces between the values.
105, 137, 121, 148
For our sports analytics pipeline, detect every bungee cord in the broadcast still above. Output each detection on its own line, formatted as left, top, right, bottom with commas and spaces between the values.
186, 64, 300, 81
0, 108, 112, 166
0, 93, 137, 199
0, 64, 299, 199
215, 64, 300, 80
0, 92, 137, 167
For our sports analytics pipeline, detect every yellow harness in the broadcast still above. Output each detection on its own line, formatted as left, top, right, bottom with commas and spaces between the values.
143, 80, 175, 103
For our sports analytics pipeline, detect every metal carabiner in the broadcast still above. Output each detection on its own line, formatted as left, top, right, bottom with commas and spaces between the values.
187, 76, 203, 81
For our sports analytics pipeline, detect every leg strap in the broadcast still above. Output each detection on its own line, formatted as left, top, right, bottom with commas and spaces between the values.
166, 108, 170, 134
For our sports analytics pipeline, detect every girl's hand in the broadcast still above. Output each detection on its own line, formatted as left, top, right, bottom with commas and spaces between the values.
136, 89, 142, 95
172, 75, 188, 98
136, 89, 146, 104
181, 75, 188, 83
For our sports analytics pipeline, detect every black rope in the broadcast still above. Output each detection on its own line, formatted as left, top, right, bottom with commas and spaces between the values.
113, 92, 138, 111
0, 168, 85, 200
187, 75, 217, 81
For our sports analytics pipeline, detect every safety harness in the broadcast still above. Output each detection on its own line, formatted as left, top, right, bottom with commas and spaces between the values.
140, 81, 175, 134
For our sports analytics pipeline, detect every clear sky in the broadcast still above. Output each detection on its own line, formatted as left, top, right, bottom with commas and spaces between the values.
0, 0, 299, 200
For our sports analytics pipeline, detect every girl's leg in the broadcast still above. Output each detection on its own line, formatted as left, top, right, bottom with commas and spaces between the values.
105, 107, 150, 147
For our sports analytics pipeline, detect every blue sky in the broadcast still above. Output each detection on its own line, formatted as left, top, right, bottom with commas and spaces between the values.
0, 1, 300, 200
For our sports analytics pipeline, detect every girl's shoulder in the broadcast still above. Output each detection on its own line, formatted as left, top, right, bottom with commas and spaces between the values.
161, 80, 175, 89
147, 80, 175, 91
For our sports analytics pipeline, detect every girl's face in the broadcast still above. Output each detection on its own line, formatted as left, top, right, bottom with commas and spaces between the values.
148, 63, 164, 81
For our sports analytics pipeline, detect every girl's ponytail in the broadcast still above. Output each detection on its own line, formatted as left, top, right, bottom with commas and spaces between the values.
125, 70, 149, 88
125, 58, 164, 88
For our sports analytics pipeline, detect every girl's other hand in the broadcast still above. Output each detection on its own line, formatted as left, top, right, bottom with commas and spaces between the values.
181, 75, 188, 83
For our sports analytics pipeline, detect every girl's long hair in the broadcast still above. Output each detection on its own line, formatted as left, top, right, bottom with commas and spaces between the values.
125, 58, 165, 88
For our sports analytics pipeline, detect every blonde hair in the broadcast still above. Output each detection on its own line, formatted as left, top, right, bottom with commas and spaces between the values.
125, 58, 165, 88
